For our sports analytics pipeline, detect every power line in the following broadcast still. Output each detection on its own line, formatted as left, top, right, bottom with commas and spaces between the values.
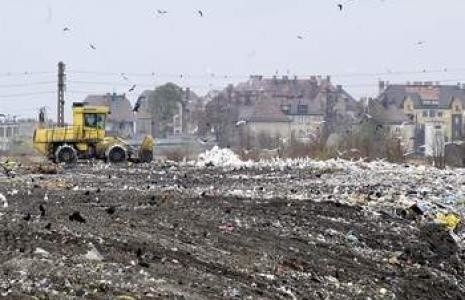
68, 70, 247, 79
68, 80, 153, 87
3, 67, 465, 81
0, 81, 56, 88
66, 67, 465, 79
0, 91, 55, 99
0, 71, 55, 78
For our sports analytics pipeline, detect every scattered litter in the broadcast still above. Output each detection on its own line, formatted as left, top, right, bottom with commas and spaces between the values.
435, 213, 461, 232
345, 231, 360, 244
34, 247, 50, 257
0, 155, 464, 298
277, 286, 297, 300
257, 273, 276, 280
83, 243, 104, 261
0, 194, 7, 208
7, 190, 18, 196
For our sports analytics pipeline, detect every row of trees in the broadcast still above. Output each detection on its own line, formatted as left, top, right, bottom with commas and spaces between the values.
234, 122, 406, 162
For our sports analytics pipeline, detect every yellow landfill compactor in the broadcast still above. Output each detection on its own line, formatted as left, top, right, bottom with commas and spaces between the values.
33, 103, 154, 164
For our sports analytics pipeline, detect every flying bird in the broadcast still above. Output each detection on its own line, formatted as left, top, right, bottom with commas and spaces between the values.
337, 4, 343, 11
198, 10, 204, 17
416, 41, 426, 46
297, 35, 304, 40
129, 84, 136, 92
63, 27, 71, 32
121, 73, 129, 81
89, 43, 97, 50
157, 9, 168, 15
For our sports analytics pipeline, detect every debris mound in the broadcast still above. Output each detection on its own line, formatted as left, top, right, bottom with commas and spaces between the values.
196, 146, 248, 168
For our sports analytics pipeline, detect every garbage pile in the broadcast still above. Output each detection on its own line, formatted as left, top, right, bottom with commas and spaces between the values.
0, 152, 464, 299
195, 146, 251, 168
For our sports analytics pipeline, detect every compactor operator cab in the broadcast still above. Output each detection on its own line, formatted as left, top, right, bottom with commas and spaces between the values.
84, 113, 105, 129
72, 102, 109, 138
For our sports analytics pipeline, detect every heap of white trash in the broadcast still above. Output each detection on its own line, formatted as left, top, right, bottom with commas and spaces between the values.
195, 146, 253, 168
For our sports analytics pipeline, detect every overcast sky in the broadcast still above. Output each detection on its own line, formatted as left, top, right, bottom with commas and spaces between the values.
1, 0, 465, 119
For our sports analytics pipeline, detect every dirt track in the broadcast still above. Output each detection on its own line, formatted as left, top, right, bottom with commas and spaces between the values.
0, 162, 464, 299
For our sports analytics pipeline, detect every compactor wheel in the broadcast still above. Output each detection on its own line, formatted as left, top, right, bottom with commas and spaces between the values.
55, 145, 77, 164
107, 146, 127, 163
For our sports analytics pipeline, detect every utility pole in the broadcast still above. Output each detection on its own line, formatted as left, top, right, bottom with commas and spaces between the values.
57, 61, 66, 126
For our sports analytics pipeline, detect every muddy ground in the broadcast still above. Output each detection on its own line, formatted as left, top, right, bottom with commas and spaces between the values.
0, 162, 464, 299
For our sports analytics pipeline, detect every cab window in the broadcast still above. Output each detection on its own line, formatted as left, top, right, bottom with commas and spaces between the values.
84, 113, 105, 129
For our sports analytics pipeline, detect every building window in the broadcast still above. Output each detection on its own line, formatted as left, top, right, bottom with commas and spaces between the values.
422, 110, 428, 117
437, 111, 443, 117
297, 105, 308, 115
429, 110, 436, 117
0, 127, 3, 137
423, 100, 439, 106
281, 105, 291, 114
456, 105, 460, 112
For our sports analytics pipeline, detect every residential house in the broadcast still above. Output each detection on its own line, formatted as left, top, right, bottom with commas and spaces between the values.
0, 114, 19, 152
243, 97, 292, 148
84, 93, 135, 138
204, 75, 359, 147
363, 98, 416, 152
377, 81, 465, 153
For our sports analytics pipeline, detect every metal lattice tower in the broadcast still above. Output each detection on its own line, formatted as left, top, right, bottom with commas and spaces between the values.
57, 62, 66, 126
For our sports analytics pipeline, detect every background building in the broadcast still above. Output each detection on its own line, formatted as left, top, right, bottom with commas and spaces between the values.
202, 75, 360, 148
377, 81, 465, 150
0, 114, 19, 152
84, 93, 135, 138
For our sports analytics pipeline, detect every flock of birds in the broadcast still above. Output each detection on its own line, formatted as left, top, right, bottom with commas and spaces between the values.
61, 8, 205, 52
59, 8, 207, 93
59, 3, 360, 53
55, 1, 429, 94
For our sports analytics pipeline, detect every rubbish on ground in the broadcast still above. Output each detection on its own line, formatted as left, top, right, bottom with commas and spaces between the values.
435, 213, 461, 232
0, 194, 7, 208
83, 243, 104, 261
